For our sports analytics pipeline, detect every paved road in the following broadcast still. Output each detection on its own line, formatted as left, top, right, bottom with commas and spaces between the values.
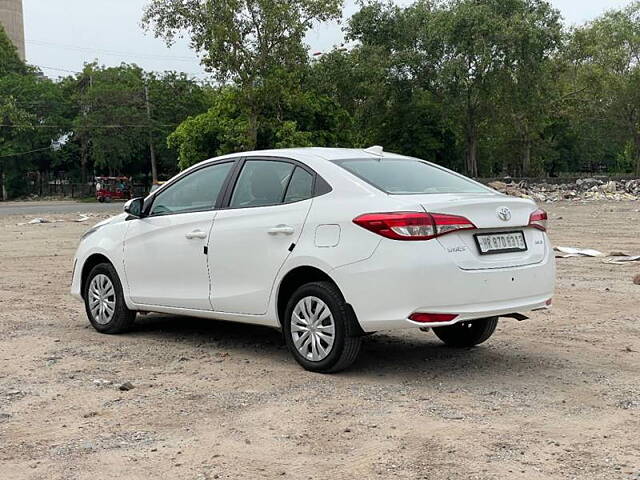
0, 201, 122, 216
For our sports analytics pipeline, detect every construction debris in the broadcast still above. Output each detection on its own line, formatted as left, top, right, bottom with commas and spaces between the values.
17, 213, 102, 226
603, 256, 640, 264
554, 246, 605, 258
488, 178, 640, 202
554, 246, 640, 264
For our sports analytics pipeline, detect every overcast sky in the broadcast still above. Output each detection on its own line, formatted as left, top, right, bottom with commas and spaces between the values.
23, 0, 633, 79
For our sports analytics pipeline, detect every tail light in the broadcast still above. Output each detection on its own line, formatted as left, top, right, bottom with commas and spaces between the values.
409, 313, 458, 323
528, 209, 548, 232
353, 212, 476, 241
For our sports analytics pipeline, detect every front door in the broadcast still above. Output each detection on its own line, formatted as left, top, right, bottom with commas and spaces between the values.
123, 161, 234, 310
209, 159, 316, 314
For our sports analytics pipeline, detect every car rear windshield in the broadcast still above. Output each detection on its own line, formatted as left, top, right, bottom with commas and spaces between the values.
333, 158, 490, 194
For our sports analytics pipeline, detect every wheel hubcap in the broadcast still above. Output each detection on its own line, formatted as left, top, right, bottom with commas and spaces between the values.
291, 296, 335, 362
88, 274, 116, 325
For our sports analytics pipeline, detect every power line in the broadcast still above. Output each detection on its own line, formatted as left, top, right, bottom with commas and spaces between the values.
27, 39, 199, 63
0, 124, 179, 129
34, 65, 80, 74
33, 64, 211, 80
0, 147, 52, 158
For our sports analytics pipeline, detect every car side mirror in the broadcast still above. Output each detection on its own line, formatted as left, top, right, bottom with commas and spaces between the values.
124, 197, 144, 218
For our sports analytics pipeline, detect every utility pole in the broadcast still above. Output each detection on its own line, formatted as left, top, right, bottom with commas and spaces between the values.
1, 159, 6, 201
144, 83, 158, 185
79, 73, 93, 184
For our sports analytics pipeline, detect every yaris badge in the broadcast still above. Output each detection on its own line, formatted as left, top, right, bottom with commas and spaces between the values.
497, 207, 512, 221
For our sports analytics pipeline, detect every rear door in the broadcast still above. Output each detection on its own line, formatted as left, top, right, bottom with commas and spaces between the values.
209, 158, 316, 314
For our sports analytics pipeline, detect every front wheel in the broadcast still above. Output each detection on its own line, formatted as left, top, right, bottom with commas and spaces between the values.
283, 281, 362, 373
432, 317, 498, 347
83, 263, 136, 334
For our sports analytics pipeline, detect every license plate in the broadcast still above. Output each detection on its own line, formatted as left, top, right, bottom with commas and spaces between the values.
474, 231, 527, 255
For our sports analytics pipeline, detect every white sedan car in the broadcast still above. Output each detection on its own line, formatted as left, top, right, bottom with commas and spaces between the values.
71, 147, 555, 372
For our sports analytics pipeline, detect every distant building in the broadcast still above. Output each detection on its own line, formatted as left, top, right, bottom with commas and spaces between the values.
0, 0, 25, 61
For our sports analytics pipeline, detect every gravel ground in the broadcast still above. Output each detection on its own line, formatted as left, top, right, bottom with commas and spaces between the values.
0, 201, 639, 480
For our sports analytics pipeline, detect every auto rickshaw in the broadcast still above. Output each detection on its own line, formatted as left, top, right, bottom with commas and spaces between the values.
95, 177, 132, 203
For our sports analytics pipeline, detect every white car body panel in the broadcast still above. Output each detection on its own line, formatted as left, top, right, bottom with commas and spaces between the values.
208, 199, 313, 315
71, 147, 555, 334
123, 210, 216, 310
70, 214, 134, 308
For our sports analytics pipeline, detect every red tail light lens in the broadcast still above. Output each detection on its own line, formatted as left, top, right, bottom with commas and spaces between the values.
353, 212, 476, 241
409, 313, 458, 323
528, 209, 548, 232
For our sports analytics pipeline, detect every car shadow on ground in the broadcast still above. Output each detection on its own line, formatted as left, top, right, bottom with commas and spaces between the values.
127, 314, 556, 379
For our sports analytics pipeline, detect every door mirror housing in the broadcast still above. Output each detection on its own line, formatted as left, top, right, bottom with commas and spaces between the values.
124, 197, 144, 218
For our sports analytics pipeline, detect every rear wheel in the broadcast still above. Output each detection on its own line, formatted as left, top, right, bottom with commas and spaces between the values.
83, 263, 136, 334
432, 317, 498, 347
283, 281, 362, 373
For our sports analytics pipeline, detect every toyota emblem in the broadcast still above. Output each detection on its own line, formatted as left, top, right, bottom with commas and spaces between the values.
497, 207, 512, 221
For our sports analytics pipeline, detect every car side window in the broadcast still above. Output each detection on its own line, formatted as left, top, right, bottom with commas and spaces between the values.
284, 167, 314, 203
230, 160, 295, 208
150, 162, 233, 216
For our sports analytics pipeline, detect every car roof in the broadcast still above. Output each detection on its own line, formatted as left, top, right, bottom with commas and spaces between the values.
214, 147, 408, 163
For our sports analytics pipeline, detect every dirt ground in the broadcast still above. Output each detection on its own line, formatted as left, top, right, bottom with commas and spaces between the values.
1, 201, 639, 480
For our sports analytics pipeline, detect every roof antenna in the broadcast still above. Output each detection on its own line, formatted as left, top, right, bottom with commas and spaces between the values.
364, 145, 384, 158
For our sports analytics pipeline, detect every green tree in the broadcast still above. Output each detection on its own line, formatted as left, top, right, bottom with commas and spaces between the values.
142, 0, 343, 149
168, 87, 250, 169
0, 97, 33, 199
495, 0, 564, 175
1, 25, 74, 198
169, 70, 352, 169
70, 63, 149, 179
145, 71, 210, 178
0, 25, 26, 77
568, 2, 640, 174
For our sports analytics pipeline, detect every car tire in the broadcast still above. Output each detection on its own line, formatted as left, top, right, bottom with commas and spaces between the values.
432, 317, 498, 347
83, 263, 136, 334
283, 281, 362, 373
97, 196, 105, 203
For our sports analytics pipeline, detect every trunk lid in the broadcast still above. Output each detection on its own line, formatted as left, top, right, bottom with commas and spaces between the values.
406, 193, 546, 270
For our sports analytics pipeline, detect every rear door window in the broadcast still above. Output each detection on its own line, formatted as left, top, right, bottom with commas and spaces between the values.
284, 167, 314, 203
230, 160, 295, 208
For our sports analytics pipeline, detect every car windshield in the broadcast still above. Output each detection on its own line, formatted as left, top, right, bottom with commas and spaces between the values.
333, 158, 490, 194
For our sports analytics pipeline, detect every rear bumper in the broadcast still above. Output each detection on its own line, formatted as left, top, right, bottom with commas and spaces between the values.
332, 237, 555, 332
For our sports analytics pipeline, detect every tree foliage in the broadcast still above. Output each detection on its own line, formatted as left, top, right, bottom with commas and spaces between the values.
143, 0, 343, 149
2, 0, 640, 200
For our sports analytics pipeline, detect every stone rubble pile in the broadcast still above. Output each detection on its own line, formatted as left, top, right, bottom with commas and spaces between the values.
487, 178, 640, 202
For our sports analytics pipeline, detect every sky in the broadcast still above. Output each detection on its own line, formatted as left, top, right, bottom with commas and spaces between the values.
22, 0, 634, 80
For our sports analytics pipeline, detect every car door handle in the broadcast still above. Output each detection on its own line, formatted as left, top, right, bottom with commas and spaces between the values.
185, 230, 208, 240
268, 225, 295, 235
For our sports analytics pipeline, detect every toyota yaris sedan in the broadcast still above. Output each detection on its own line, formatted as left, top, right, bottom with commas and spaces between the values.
71, 147, 555, 372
